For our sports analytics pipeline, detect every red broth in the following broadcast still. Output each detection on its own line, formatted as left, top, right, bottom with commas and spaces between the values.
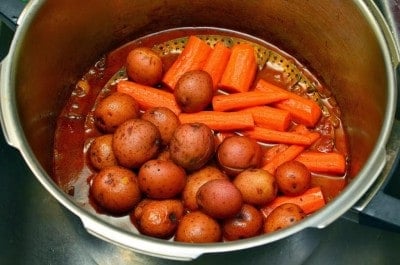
53, 28, 348, 219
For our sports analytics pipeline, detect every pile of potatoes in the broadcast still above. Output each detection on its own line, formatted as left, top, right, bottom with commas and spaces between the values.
88, 47, 311, 243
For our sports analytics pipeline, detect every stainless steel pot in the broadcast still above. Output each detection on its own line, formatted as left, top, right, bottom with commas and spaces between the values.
0, 0, 399, 261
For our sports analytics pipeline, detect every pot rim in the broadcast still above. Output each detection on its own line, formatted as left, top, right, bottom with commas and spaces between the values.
0, 0, 397, 260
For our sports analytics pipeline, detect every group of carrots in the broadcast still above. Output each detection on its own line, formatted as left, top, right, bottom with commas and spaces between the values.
117, 35, 348, 216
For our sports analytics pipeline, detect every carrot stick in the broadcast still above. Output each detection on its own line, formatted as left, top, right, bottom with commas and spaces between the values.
117, 80, 181, 115
262, 145, 306, 174
254, 79, 322, 127
162, 35, 212, 90
212, 91, 289, 112
261, 186, 326, 217
262, 144, 289, 165
219, 43, 257, 93
202, 42, 232, 91
244, 126, 317, 145
295, 151, 346, 174
240, 106, 291, 131
178, 111, 254, 131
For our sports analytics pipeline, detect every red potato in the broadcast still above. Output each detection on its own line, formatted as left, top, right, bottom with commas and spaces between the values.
233, 168, 278, 206
182, 166, 228, 211
112, 119, 161, 168
174, 70, 214, 113
138, 159, 186, 199
169, 123, 215, 171
196, 178, 243, 219
275, 160, 311, 196
222, 204, 263, 241
90, 166, 141, 215
141, 107, 180, 146
133, 199, 184, 239
217, 135, 262, 176
263, 203, 305, 233
126, 47, 163, 86
88, 134, 118, 170
94, 92, 140, 133
175, 211, 222, 243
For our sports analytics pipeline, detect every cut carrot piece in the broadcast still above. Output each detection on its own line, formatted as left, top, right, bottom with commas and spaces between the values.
240, 106, 291, 131
295, 151, 346, 174
262, 144, 289, 165
262, 145, 305, 175
261, 186, 326, 217
212, 91, 289, 112
219, 43, 257, 93
117, 80, 181, 115
162, 35, 212, 90
244, 126, 318, 145
202, 42, 232, 91
254, 79, 322, 127
179, 111, 254, 131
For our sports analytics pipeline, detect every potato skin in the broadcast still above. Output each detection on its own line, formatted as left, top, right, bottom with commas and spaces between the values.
182, 166, 228, 211
141, 107, 180, 146
169, 123, 215, 171
90, 166, 141, 215
275, 160, 311, 196
174, 70, 213, 113
217, 135, 262, 176
175, 211, 222, 243
94, 92, 140, 133
138, 159, 186, 199
88, 134, 118, 170
126, 47, 163, 86
133, 199, 184, 239
113, 119, 161, 168
233, 168, 278, 206
222, 204, 263, 241
196, 178, 243, 219
263, 203, 305, 233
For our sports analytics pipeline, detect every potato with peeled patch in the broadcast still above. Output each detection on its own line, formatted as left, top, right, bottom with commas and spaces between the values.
126, 47, 163, 86
263, 203, 305, 233
169, 123, 215, 171
113, 119, 161, 168
174, 70, 213, 113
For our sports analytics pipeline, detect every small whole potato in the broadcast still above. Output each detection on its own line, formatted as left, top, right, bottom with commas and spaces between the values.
222, 204, 263, 241
88, 134, 118, 170
174, 70, 213, 113
175, 211, 222, 243
233, 168, 278, 206
217, 135, 262, 176
126, 47, 163, 86
113, 119, 161, 168
90, 166, 141, 215
133, 199, 184, 239
94, 92, 140, 133
141, 107, 180, 146
263, 203, 305, 233
169, 123, 215, 171
182, 166, 228, 211
138, 159, 186, 199
275, 160, 311, 196
197, 178, 243, 219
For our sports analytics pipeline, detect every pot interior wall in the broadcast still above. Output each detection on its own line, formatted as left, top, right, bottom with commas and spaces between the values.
13, 0, 387, 180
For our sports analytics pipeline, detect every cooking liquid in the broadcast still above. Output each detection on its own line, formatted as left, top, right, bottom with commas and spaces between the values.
53, 27, 349, 218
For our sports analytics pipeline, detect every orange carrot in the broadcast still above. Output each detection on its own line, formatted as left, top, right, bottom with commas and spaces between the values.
262, 145, 305, 174
240, 106, 291, 131
202, 42, 232, 91
219, 43, 257, 93
261, 186, 326, 217
179, 111, 254, 131
295, 151, 346, 174
212, 91, 289, 112
162, 35, 212, 90
244, 126, 318, 145
262, 144, 289, 165
254, 79, 322, 127
117, 80, 181, 115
